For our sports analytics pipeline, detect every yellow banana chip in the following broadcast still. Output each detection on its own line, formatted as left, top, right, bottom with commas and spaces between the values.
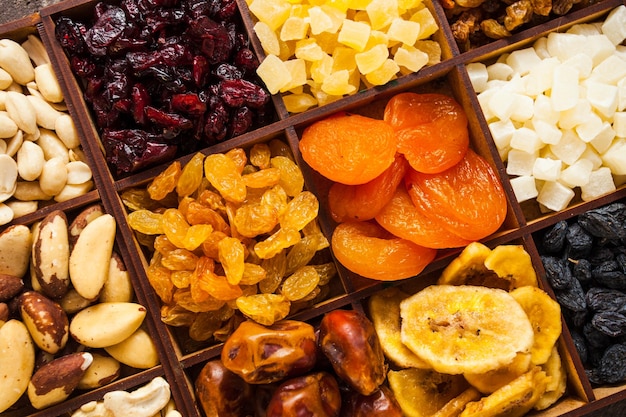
510, 285, 562, 365
483, 245, 538, 288
400, 285, 534, 375
388, 368, 469, 417
368, 286, 430, 369
534, 346, 567, 410
464, 352, 532, 394
432, 387, 482, 417
460, 366, 550, 417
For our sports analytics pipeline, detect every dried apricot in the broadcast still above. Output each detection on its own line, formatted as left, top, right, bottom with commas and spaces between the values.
331, 221, 436, 281
384, 93, 469, 174
328, 154, 408, 222
375, 186, 472, 249
405, 149, 507, 241
299, 113, 397, 185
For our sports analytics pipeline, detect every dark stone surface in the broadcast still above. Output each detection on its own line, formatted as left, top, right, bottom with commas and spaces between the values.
0, 0, 64, 24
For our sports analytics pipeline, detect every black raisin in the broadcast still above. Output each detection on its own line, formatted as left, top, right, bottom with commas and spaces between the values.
555, 277, 587, 313
593, 261, 626, 290
595, 343, 626, 384
542, 220, 568, 254
592, 311, 626, 337
541, 255, 573, 290
571, 329, 588, 364
586, 287, 626, 312
578, 203, 626, 240
573, 259, 593, 284
565, 223, 593, 259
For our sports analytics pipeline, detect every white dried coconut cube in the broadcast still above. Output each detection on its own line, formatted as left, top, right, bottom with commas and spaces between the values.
585, 34, 617, 67
532, 157, 562, 181
551, 64, 580, 112
559, 158, 594, 187
524, 57, 558, 97
510, 175, 538, 202
487, 62, 514, 81
576, 112, 604, 143
616, 46, 626, 66
585, 80, 618, 118
489, 119, 516, 152
546, 32, 587, 62
559, 99, 592, 130
613, 111, 626, 137
618, 78, 626, 111
550, 129, 587, 165
601, 5, 626, 45
567, 23, 602, 36
510, 127, 543, 154
506, 47, 542, 76
533, 119, 562, 145
489, 89, 517, 121
581, 167, 616, 201
510, 94, 534, 122
580, 145, 604, 169
590, 55, 626, 85
532, 37, 550, 59
467, 62, 489, 93
562, 53, 593, 80
506, 149, 538, 176
537, 180, 575, 211
534, 94, 560, 124
477, 89, 498, 121
590, 122, 616, 154
601, 137, 626, 175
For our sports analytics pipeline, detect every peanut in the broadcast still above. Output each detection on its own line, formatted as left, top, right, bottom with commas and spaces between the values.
66, 161, 93, 185
39, 157, 68, 196
0, 39, 35, 85
0, 203, 13, 225
5, 91, 37, 135
0, 111, 17, 138
16, 140, 45, 181
0, 154, 17, 203
0, 68, 11, 90
34, 64, 64, 103
37, 128, 69, 163
27, 94, 62, 130
55, 113, 80, 149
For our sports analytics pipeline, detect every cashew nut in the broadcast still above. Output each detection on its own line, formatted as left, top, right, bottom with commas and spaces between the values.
103, 377, 172, 417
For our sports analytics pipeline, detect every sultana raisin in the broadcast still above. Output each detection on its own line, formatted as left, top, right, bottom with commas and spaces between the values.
218, 237, 246, 285
235, 293, 291, 325
128, 209, 164, 235
148, 160, 182, 200
162, 208, 191, 248
233, 203, 279, 238
281, 266, 320, 301
285, 235, 323, 275
147, 253, 174, 303
250, 143, 271, 169
240, 263, 268, 285
183, 224, 214, 251
161, 248, 199, 271
242, 167, 281, 188
204, 153, 247, 203
255, 228, 302, 259
260, 251, 287, 293
177, 152, 205, 197
280, 191, 319, 231
271, 156, 304, 197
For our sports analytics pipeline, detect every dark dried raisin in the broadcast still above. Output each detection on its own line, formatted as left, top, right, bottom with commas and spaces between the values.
555, 277, 586, 313
594, 343, 626, 384
579, 203, 626, 240
586, 287, 626, 312
566, 223, 593, 259
592, 311, 626, 337
542, 220, 568, 254
541, 255, 573, 290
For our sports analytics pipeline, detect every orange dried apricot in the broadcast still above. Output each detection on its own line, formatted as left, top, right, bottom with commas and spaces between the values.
384, 93, 469, 174
331, 221, 436, 281
375, 186, 472, 249
405, 149, 507, 241
299, 113, 397, 185
328, 154, 408, 222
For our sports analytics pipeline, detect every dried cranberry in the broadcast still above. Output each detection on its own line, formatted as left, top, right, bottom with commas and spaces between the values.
230, 106, 252, 137
214, 63, 243, 80
234, 48, 259, 74
145, 106, 193, 130
219, 79, 269, 109
85, 5, 127, 56
55, 17, 86, 55
204, 100, 229, 142
131, 83, 151, 124
70, 56, 97, 78
103, 129, 177, 174
171, 93, 207, 115
192, 55, 210, 87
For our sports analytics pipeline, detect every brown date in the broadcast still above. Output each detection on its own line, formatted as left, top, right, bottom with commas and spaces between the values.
221, 320, 317, 384
195, 360, 254, 417
341, 386, 404, 417
318, 310, 387, 395
265, 372, 341, 417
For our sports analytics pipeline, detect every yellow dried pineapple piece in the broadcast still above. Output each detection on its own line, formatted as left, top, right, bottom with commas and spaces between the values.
337, 19, 371, 51
400, 285, 535, 375
249, 0, 292, 30
256, 54, 292, 94
366, 0, 399, 30
365, 58, 399, 85
411, 7, 439, 39
394, 44, 429, 73
280, 16, 310, 41
355, 43, 389, 74
387, 17, 421, 45
255, 21, 281, 56
321, 69, 356, 95
283, 93, 318, 112
295, 38, 326, 60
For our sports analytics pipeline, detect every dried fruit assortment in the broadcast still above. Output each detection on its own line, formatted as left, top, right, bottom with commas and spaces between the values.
0, 205, 158, 413
299, 92, 507, 280
125, 140, 336, 345
55, 0, 273, 175
442, 0, 605, 51
249, 0, 442, 111
0, 34, 94, 226
538, 201, 626, 386
468, 6, 626, 213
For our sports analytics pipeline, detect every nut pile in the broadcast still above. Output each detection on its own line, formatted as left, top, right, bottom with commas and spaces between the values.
0, 34, 94, 226
0, 205, 159, 413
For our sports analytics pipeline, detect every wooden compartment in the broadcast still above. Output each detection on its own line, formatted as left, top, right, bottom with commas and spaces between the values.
0, 0, 621, 414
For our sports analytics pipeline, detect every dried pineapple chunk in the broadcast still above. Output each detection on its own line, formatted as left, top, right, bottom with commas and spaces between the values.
365, 58, 399, 85
394, 44, 429, 73
280, 16, 310, 41
321, 69, 356, 95
368, 287, 429, 369
283, 93, 318, 112
387, 17, 421, 45
249, 0, 292, 31
280, 58, 308, 92
459, 366, 550, 417
295, 38, 326, 60
256, 54, 292, 94
355, 43, 389, 74
310, 53, 334, 83
510, 285, 562, 365
255, 21, 281, 56
338, 19, 371, 51
388, 368, 469, 417
400, 285, 535, 375
411, 7, 438, 39
366, 0, 399, 30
